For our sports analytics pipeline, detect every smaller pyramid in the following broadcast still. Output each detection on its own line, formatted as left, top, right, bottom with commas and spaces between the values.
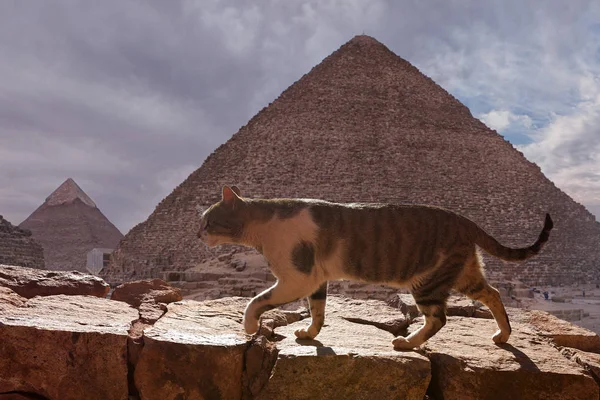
0, 215, 45, 269
19, 178, 124, 272
45, 178, 96, 208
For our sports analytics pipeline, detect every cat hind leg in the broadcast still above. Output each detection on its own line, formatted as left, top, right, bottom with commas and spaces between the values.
393, 299, 447, 350
455, 257, 511, 344
462, 281, 511, 344
394, 254, 466, 350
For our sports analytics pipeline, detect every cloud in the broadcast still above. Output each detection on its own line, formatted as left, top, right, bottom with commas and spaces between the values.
479, 110, 533, 132
406, 2, 600, 217
0, 0, 599, 232
518, 74, 600, 217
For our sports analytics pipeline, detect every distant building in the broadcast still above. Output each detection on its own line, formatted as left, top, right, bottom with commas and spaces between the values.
87, 248, 114, 275
20, 178, 123, 272
0, 215, 45, 269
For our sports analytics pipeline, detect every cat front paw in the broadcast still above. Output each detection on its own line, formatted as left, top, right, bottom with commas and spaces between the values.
243, 316, 260, 335
294, 327, 316, 340
492, 329, 510, 344
392, 336, 415, 350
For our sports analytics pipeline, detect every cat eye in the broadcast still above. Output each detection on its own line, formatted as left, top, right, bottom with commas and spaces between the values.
213, 221, 229, 229
206, 219, 231, 231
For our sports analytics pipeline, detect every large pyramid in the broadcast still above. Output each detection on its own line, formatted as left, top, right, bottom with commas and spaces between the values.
103, 35, 600, 286
0, 215, 44, 269
20, 178, 124, 272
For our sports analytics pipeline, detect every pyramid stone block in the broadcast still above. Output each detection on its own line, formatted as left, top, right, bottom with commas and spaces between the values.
0, 215, 44, 269
102, 35, 600, 287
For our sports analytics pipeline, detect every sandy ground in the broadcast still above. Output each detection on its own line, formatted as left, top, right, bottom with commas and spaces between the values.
518, 285, 600, 335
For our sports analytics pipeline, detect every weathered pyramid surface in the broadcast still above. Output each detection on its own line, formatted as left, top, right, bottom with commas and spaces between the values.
45, 178, 97, 208
103, 35, 600, 286
0, 215, 44, 269
19, 178, 123, 272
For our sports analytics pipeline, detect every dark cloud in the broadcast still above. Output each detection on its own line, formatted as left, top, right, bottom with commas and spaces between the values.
1, 0, 599, 232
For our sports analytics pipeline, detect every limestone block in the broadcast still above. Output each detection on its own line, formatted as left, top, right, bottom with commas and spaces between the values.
0, 295, 137, 400
0, 264, 109, 299
419, 317, 599, 400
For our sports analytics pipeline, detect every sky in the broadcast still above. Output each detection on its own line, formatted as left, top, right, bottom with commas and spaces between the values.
1, 1, 599, 234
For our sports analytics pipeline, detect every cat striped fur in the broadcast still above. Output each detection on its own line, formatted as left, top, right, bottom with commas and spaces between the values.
197, 186, 553, 350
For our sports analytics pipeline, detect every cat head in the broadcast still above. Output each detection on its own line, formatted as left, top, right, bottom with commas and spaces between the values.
197, 185, 246, 247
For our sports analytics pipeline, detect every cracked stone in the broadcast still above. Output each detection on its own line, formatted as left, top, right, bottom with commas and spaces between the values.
110, 278, 182, 308
0, 295, 137, 400
509, 308, 600, 352
415, 316, 599, 400
256, 296, 430, 400
134, 297, 250, 400
561, 347, 600, 384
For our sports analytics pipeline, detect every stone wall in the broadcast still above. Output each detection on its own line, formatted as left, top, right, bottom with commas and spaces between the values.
103, 35, 600, 287
0, 215, 44, 269
2, 290, 600, 400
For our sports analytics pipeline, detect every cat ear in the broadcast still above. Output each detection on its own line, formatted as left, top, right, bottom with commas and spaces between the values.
230, 185, 242, 197
222, 185, 240, 205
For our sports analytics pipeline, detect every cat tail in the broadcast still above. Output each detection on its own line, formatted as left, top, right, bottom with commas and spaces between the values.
473, 213, 553, 262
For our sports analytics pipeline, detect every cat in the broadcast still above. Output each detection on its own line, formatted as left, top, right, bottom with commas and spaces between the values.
197, 185, 553, 350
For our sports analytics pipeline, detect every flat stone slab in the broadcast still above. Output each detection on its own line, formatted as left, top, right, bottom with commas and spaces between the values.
257, 296, 430, 400
136, 297, 251, 400
0, 295, 137, 400
417, 316, 599, 400
0, 264, 109, 299
509, 308, 600, 353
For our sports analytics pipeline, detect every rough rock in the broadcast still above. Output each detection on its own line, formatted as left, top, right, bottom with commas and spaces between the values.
0, 286, 26, 311
138, 301, 168, 324
256, 296, 430, 400
0, 264, 109, 299
325, 295, 410, 336
388, 293, 419, 318
387, 293, 492, 319
473, 308, 494, 319
0, 295, 138, 400
134, 297, 250, 400
2, 292, 599, 399
446, 296, 476, 317
510, 308, 600, 352
416, 316, 599, 400
561, 347, 600, 383
111, 278, 182, 307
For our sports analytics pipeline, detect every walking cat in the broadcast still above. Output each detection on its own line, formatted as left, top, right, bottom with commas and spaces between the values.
197, 186, 553, 349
